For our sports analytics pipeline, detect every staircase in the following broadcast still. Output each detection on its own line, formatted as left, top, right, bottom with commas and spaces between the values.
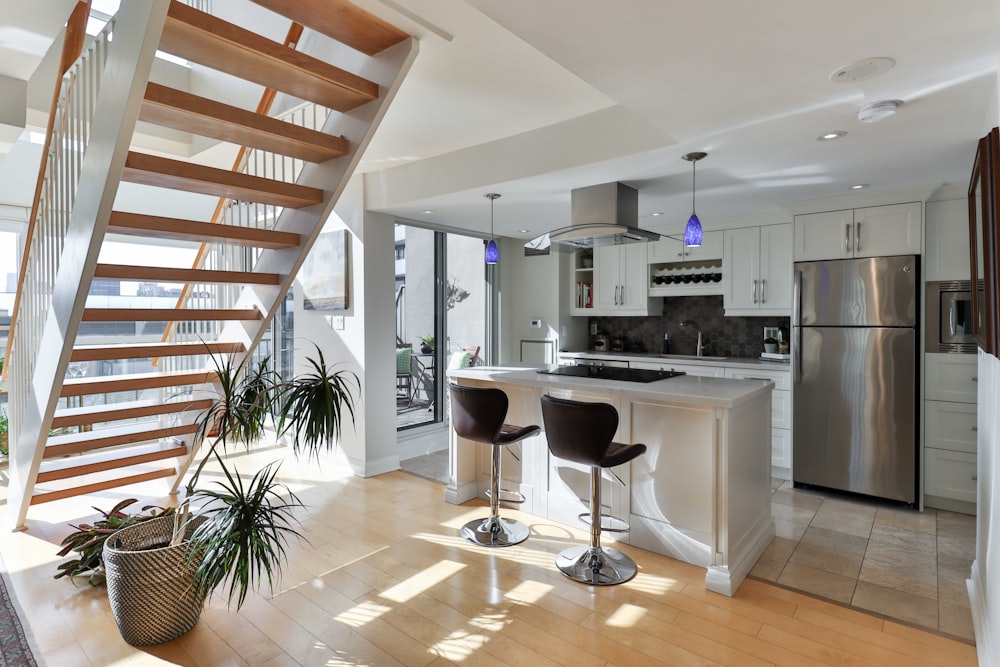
4, 0, 416, 529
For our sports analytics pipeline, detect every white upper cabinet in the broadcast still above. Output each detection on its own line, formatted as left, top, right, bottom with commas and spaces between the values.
648, 231, 723, 263
723, 223, 792, 315
593, 243, 661, 316
794, 202, 922, 261
924, 199, 971, 281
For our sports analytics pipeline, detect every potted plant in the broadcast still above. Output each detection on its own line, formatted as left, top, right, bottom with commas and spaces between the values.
82, 345, 357, 646
418, 334, 434, 354
763, 336, 779, 353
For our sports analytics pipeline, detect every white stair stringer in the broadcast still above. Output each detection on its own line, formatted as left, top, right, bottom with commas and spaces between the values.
7, 1, 172, 531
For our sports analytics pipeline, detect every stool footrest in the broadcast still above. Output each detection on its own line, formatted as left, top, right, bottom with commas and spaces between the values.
577, 511, 630, 533
485, 488, 526, 505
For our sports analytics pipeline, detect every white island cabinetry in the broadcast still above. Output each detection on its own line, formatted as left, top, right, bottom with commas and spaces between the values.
446, 366, 775, 596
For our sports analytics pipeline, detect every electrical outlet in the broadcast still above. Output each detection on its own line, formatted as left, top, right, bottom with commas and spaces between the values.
590, 323, 598, 335
530, 319, 542, 328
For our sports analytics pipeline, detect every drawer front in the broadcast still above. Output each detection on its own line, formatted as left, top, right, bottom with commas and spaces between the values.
925, 400, 977, 454
925, 448, 977, 504
630, 361, 726, 377
725, 367, 791, 391
771, 390, 790, 429
772, 428, 791, 470
925, 354, 978, 403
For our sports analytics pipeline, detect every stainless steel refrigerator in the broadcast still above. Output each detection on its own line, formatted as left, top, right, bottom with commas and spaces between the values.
792, 255, 918, 504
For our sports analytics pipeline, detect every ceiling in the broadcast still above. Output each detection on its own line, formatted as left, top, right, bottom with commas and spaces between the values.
2, 0, 998, 240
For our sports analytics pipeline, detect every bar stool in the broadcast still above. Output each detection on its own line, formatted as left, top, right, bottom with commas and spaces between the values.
449, 384, 540, 547
540, 394, 646, 585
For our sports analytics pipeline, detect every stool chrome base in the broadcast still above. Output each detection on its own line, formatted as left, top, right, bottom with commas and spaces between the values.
555, 545, 637, 585
461, 516, 529, 547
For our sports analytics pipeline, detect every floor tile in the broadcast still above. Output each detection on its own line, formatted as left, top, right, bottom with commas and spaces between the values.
789, 541, 864, 579
868, 522, 937, 555
939, 601, 976, 641
749, 557, 785, 582
771, 502, 818, 525
858, 553, 937, 599
773, 517, 808, 541
777, 561, 857, 604
815, 496, 878, 521
770, 488, 824, 511
797, 525, 869, 557
852, 581, 938, 629
809, 511, 874, 539
937, 510, 976, 540
760, 536, 798, 562
938, 535, 977, 561
874, 505, 937, 534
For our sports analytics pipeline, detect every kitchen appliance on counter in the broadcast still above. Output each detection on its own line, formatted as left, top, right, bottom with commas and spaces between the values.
792, 255, 918, 504
537, 365, 685, 383
925, 280, 977, 353
593, 334, 609, 352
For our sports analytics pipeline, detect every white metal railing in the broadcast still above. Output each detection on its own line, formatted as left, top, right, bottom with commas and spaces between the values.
8, 18, 115, 453
161, 101, 333, 370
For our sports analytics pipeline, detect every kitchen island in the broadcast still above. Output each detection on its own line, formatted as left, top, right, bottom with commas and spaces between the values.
446, 365, 775, 596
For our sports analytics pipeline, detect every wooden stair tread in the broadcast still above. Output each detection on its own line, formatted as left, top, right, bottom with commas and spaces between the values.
107, 211, 301, 249
37, 442, 189, 483
94, 263, 281, 285
52, 397, 214, 429
160, 1, 379, 111
82, 308, 262, 322
122, 151, 324, 209
251, 0, 409, 56
61, 370, 215, 397
30, 469, 176, 506
45, 423, 198, 459
140, 83, 348, 163
71, 340, 245, 362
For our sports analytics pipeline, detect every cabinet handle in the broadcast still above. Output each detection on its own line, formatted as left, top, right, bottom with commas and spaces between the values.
972, 475, 978, 482
751, 280, 758, 304
972, 376, 978, 382
761, 279, 767, 304
972, 426, 978, 432
855, 222, 862, 252
844, 223, 851, 253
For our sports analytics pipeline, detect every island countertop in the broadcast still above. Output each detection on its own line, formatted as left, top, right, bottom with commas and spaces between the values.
446, 365, 774, 409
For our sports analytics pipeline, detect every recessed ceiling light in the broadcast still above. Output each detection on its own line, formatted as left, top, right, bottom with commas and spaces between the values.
850, 184, 868, 190
518, 229, 530, 233
817, 131, 847, 141
421, 210, 435, 214
830, 57, 896, 83
650, 212, 664, 217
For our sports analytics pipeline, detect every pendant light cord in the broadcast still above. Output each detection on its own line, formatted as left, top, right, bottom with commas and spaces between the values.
691, 160, 696, 215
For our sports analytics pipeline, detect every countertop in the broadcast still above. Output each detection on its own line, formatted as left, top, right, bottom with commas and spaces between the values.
557, 350, 791, 371
447, 365, 774, 409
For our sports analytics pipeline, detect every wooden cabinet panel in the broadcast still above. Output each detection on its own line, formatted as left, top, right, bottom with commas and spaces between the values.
925, 353, 978, 403
925, 400, 977, 454
925, 199, 971, 281
794, 209, 853, 261
925, 448, 977, 504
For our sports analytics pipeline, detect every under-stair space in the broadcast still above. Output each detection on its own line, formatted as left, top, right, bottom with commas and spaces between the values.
4, 0, 416, 528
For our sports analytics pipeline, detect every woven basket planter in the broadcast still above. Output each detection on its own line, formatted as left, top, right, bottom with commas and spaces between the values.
103, 515, 207, 646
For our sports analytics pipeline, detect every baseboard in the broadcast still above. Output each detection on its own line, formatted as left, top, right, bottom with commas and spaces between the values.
706, 513, 775, 596
924, 494, 977, 516
445, 480, 479, 505
968, 560, 994, 666
347, 454, 400, 478
770, 466, 790, 481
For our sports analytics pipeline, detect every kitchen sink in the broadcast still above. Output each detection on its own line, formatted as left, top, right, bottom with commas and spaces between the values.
658, 354, 728, 361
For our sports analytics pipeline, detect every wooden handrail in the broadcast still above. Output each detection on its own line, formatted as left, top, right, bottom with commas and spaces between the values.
153, 21, 304, 367
2, 0, 92, 379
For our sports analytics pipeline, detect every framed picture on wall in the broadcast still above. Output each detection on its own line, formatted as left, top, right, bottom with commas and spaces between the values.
300, 229, 350, 311
968, 127, 999, 356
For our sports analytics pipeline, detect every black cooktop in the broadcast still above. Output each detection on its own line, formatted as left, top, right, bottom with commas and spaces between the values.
536, 365, 686, 383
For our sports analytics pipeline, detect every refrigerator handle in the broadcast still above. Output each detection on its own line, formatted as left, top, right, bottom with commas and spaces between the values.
792, 269, 802, 384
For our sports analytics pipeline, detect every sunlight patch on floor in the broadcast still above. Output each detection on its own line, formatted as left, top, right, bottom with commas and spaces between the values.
379, 559, 465, 603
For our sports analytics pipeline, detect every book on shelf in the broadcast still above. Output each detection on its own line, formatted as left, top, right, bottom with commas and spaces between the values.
575, 281, 593, 308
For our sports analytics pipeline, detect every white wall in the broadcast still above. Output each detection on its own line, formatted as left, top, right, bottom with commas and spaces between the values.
293, 177, 398, 477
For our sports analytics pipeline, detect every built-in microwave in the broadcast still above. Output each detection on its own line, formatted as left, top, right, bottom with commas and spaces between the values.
925, 280, 977, 353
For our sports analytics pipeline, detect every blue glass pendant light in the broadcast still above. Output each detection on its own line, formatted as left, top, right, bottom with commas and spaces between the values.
682, 152, 707, 247
485, 193, 500, 264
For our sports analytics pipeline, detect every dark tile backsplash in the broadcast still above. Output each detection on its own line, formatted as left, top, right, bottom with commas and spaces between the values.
589, 295, 790, 358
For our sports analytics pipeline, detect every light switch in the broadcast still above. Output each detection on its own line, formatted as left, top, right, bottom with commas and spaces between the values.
530, 319, 542, 328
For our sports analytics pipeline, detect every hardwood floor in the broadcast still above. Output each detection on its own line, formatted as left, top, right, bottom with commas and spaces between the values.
0, 443, 979, 666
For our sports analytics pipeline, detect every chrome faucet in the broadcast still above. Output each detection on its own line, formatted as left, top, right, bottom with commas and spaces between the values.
680, 320, 703, 356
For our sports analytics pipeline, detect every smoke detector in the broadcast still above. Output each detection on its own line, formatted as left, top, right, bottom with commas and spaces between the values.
857, 100, 901, 123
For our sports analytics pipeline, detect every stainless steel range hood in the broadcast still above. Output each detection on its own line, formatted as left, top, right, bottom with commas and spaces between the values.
524, 182, 659, 254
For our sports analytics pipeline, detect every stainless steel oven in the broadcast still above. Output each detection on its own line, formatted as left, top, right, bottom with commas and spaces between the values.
926, 280, 977, 353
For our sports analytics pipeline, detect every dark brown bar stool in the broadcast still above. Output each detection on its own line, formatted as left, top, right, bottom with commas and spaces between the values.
540, 394, 646, 585
450, 384, 540, 547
